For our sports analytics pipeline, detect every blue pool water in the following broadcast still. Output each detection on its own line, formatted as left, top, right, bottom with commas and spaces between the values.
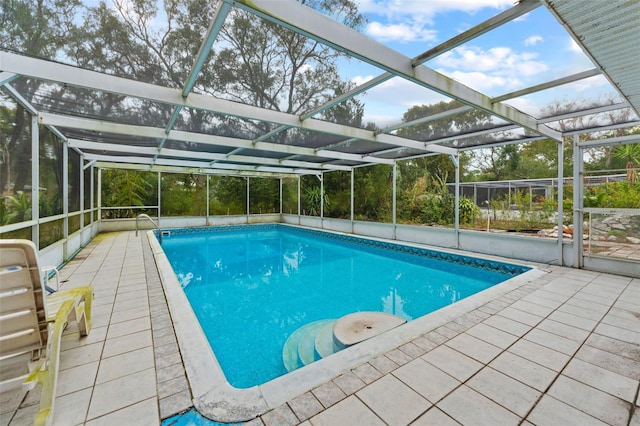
159, 224, 528, 389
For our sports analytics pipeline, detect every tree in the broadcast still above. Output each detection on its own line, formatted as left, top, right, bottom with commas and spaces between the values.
613, 143, 640, 183
212, 0, 365, 138
0, 0, 84, 194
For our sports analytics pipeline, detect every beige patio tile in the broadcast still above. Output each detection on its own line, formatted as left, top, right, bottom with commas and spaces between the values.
0, 388, 27, 416
311, 381, 347, 408
109, 304, 150, 324
59, 342, 104, 371
563, 358, 638, 403
519, 293, 564, 310
438, 385, 520, 426
101, 330, 153, 359
308, 396, 383, 426
56, 361, 99, 397
566, 297, 612, 315
523, 328, 582, 356
536, 318, 591, 342
489, 352, 556, 392
87, 368, 157, 420
508, 338, 570, 372
352, 363, 382, 384
332, 372, 365, 395
576, 344, 640, 380
594, 323, 640, 345
159, 389, 192, 420
85, 397, 159, 426
368, 355, 398, 374
356, 375, 429, 425
111, 295, 149, 313
498, 306, 544, 327
548, 375, 630, 425
106, 316, 151, 340
510, 299, 555, 317
411, 407, 461, 426
527, 395, 608, 426
481, 314, 531, 337
9, 403, 39, 426
288, 392, 324, 422
51, 388, 92, 426
445, 333, 502, 364
584, 333, 640, 361
60, 325, 107, 351
261, 404, 299, 426
548, 311, 598, 332
392, 358, 460, 404
467, 367, 541, 417
466, 323, 518, 349
421, 345, 483, 382
96, 346, 155, 384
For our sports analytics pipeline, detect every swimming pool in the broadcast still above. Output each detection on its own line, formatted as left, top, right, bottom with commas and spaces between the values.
158, 224, 529, 389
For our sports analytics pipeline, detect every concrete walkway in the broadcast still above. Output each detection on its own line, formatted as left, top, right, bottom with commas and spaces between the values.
1, 231, 638, 425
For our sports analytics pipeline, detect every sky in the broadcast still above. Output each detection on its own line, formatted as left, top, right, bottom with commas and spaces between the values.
339, 0, 616, 127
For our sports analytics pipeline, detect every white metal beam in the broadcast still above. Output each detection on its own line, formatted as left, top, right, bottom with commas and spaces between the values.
563, 120, 640, 137
85, 153, 320, 175
492, 68, 601, 103
231, 0, 562, 141
537, 102, 631, 124
68, 139, 352, 171
94, 160, 305, 177
1, 52, 452, 156
40, 112, 395, 165
578, 133, 640, 148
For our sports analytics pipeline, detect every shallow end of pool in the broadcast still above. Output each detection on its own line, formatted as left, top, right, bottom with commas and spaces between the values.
148, 228, 548, 423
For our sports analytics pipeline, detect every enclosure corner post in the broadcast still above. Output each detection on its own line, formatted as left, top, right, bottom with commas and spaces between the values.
572, 134, 584, 268
557, 140, 563, 266
392, 162, 397, 240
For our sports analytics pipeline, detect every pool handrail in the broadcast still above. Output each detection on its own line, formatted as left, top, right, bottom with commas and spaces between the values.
135, 214, 162, 244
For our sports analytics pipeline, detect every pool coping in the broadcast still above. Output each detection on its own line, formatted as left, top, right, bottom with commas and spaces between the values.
148, 225, 548, 423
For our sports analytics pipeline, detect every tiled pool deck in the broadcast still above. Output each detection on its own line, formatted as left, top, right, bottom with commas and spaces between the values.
1, 231, 639, 425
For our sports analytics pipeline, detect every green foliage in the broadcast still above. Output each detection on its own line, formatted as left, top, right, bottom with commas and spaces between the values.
210, 176, 247, 215
101, 169, 156, 218
583, 181, 640, 208
3, 191, 32, 224
161, 174, 206, 217
459, 197, 480, 224
304, 186, 330, 216
249, 178, 279, 214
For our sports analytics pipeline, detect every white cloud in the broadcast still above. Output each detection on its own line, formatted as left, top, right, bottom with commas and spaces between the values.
357, 0, 514, 43
440, 70, 523, 93
351, 75, 451, 122
366, 21, 437, 43
436, 46, 549, 77
563, 74, 609, 92
357, 0, 514, 20
568, 38, 584, 53
524, 35, 543, 46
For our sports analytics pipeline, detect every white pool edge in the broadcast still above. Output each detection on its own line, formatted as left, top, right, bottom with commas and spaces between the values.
148, 227, 547, 423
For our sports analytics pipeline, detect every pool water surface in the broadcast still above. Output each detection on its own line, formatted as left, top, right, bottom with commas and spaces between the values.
159, 224, 529, 388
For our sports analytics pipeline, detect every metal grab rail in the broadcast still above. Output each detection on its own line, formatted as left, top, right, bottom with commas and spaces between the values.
135, 214, 162, 244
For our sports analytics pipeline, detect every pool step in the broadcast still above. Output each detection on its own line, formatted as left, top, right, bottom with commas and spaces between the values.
283, 319, 337, 372
314, 321, 340, 359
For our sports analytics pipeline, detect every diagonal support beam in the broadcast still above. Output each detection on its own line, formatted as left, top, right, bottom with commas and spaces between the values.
411, 0, 541, 67
182, 1, 232, 97
0, 71, 17, 86
231, 0, 562, 142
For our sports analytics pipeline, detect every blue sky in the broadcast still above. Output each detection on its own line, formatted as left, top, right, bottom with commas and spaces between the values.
341, 0, 615, 126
